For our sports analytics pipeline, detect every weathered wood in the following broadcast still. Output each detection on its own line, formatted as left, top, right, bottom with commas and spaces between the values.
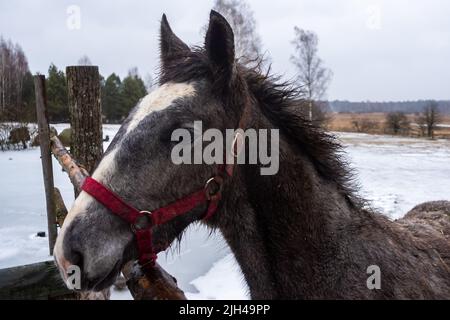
122, 262, 187, 300
54, 187, 68, 227
50, 135, 89, 193
0, 261, 75, 300
50, 135, 186, 300
34, 75, 57, 255
63, 66, 108, 298
66, 66, 103, 191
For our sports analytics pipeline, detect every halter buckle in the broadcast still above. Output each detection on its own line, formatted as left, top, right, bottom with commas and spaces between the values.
131, 211, 153, 233
205, 176, 223, 200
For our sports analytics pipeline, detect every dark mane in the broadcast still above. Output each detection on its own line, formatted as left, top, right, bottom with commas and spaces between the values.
160, 48, 363, 208
243, 69, 364, 208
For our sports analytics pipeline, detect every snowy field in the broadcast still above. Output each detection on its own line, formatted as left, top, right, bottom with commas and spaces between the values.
1, 125, 449, 300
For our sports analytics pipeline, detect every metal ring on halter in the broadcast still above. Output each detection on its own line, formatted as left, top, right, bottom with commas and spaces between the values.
131, 211, 153, 232
205, 176, 223, 200
231, 132, 243, 158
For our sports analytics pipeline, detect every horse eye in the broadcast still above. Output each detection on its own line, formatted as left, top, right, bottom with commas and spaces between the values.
159, 122, 194, 146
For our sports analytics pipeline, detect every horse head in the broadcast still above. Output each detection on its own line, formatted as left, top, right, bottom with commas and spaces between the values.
54, 11, 247, 291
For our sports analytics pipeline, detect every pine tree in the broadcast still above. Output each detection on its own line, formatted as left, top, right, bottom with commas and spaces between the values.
21, 71, 35, 122
120, 68, 147, 119
46, 64, 68, 122
102, 73, 122, 122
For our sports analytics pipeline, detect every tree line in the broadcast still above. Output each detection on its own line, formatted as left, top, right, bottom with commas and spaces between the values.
46, 64, 149, 123
330, 100, 450, 114
0, 38, 149, 124
2, 0, 447, 133
0, 37, 35, 122
384, 101, 443, 139
349, 101, 443, 139
2, 0, 331, 126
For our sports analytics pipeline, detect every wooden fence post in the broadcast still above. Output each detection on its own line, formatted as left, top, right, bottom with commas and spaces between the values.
34, 75, 57, 255
66, 66, 103, 188
66, 66, 110, 299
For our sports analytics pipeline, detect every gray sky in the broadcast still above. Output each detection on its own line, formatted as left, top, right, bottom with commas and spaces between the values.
1, 0, 449, 101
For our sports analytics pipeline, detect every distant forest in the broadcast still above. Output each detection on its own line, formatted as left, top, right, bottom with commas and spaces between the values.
329, 100, 450, 114
0, 37, 151, 124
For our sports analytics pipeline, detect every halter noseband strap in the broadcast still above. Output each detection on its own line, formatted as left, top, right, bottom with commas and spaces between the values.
81, 168, 225, 269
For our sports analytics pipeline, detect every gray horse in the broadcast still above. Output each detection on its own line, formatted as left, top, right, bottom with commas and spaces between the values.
54, 11, 450, 299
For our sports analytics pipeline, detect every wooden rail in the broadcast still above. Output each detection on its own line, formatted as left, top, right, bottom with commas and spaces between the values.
0, 261, 74, 300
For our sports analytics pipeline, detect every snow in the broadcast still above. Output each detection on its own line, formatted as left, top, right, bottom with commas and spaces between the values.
336, 132, 450, 219
0, 124, 118, 268
110, 286, 133, 300
1, 126, 449, 300
185, 254, 249, 300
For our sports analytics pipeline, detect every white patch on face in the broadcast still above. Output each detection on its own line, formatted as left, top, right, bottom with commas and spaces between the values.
54, 82, 196, 270
92, 148, 118, 182
125, 82, 196, 135
53, 190, 94, 273
54, 148, 118, 268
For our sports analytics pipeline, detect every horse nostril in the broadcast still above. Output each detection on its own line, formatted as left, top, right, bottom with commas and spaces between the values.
66, 249, 84, 271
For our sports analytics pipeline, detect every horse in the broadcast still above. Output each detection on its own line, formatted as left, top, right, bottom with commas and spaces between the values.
54, 10, 450, 299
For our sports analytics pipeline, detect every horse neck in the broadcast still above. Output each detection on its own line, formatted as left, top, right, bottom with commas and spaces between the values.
215, 119, 361, 299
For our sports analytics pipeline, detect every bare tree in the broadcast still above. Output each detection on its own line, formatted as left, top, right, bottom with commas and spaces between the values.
77, 55, 92, 66
385, 112, 410, 135
209, 0, 264, 64
0, 37, 10, 112
417, 101, 441, 139
351, 116, 379, 133
297, 100, 332, 126
14, 46, 29, 110
290, 27, 332, 122
0, 37, 31, 120
416, 113, 427, 137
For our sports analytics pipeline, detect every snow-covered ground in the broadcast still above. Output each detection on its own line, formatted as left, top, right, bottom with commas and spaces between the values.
337, 132, 450, 219
1, 126, 449, 299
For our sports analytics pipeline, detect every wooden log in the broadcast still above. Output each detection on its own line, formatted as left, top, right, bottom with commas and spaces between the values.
66, 66, 103, 194
50, 135, 89, 193
65, 66, 108, 299
50, 135, 187, 300
122, 262, 187, 300
54, 187, 68, 227
0, 261, 75, 300
34, 75, 58, 255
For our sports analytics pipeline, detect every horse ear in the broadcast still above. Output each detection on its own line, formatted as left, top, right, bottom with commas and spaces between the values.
205, 10, 235, 84
160, 14, 190, 69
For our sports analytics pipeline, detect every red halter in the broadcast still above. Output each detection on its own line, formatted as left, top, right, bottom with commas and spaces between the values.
81, 101, 251, 270
81, 166, 227, 270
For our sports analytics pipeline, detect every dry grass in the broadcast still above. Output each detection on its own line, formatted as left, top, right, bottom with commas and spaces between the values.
327, 113, 450, 138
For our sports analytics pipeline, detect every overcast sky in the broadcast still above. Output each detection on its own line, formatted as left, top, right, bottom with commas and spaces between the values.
1, 0, 449, 101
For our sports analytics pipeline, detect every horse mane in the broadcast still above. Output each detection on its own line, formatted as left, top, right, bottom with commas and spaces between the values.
160, 48, 364, 208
